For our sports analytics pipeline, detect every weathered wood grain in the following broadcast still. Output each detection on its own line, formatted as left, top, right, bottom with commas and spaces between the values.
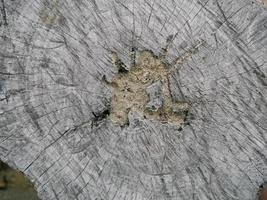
0, 0, 266, 199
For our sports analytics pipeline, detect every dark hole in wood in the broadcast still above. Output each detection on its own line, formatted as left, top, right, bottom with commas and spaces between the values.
118, 67, 128, 73
91, 108, 111, 128
116, 59, 128, 73
178, 127, 183, 131
184, 122, 190, 126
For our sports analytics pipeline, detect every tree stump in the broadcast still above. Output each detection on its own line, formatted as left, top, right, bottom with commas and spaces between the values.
0, 0, 266, 199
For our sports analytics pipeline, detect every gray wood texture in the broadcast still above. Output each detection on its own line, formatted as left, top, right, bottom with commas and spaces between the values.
0, 0, 267, 199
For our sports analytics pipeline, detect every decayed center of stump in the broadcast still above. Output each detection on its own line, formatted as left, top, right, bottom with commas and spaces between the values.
108, 50, 189, 126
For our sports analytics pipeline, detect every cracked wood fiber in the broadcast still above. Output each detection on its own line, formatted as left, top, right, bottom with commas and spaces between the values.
0, 0, 267, 199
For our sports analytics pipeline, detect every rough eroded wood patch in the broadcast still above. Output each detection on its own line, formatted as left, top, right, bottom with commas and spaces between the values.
107, 51, 189, 126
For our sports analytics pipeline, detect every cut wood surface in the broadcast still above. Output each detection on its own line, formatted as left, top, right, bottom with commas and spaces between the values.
0, 0, 266, 199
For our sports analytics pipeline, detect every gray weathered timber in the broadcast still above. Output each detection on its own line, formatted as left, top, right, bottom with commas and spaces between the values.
0, 0, 267, 199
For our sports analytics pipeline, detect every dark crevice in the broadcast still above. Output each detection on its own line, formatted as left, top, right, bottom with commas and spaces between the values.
112, 52, 128, 73
0, 0, 8, 26
118, 66, 128, 73
92, 108, 110, 127
130, 47, 137, 68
